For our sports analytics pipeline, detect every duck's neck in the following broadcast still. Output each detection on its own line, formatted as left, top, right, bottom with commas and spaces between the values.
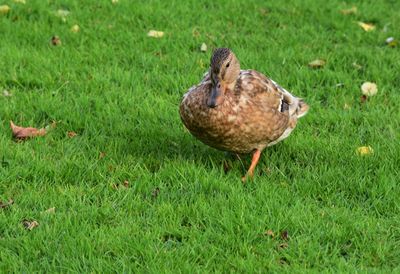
226, 80, 237, 92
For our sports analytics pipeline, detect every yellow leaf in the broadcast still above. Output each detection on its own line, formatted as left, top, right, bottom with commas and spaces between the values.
361, 82, 377, 96
356, 146, 373, 156
0, 5, 10, 14
341, 6, 357, 15
200, 43, 207, 52
13, 0, 26, 3
71, 24, 80, 33
357, 22, 375, 32
44, 207, 56, 214
308, 59, 326, 68
147, 30, 164, 38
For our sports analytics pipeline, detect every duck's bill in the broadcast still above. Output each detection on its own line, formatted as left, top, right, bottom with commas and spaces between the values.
207, 85, 224, 108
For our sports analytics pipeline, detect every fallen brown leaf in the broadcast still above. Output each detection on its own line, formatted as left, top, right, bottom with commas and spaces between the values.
51, 36, 62, 46
278, 242, 289, 249
357, 22, 375, 32
308, 59, 326, 68
112, 180, 130, 190
10, 121, 46, 140
22, 219, 39, 231
99, 152, 106, 159
264, 229, 275, 238
360, 95, 368, 104
67, 131, 77, 138
0, 198, 14, 209
280, 230, 289, 241
340, 6, 357, 15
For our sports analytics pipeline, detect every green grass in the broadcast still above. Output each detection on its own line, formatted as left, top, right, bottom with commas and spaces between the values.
1, 0, 400, 272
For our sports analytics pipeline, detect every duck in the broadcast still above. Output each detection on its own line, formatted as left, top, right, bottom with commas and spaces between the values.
179, 48, 309, 181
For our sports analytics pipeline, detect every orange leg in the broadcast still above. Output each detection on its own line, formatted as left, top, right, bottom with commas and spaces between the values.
241, 149, 262, 182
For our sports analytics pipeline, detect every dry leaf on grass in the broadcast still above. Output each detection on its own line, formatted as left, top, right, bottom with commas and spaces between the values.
67, 131, 77, 138
2, 89, 12, 97
44, 207, 56, 214
0, 199, 14, 209
10, 121, 46, 140
147, 30, 164, 38
308, 59, 326, 68
0, 5, 10, 14
361, 82, 377, 96
357, 146, 373, 156
71, 24, 80, 33
264, 229, 275, 238
340, 6, 357, 15
200, 43, 207, 52
51, 36, 62, 46
99, 152, 106, 159
357, 22, 375, 32
112, 181, 130, 190
360, 95, 368, 104
280, 230, 289, 241
22, 219, 39, 231
278, 242, 289, 249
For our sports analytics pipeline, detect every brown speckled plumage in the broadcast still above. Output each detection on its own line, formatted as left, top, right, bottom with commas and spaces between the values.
179, 48, 309, 179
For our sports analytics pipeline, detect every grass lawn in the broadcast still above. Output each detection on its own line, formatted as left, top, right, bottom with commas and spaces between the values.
1, 0, 400, 272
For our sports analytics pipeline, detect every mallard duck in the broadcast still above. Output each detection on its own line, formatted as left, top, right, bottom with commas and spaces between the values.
179, 48, 309, 181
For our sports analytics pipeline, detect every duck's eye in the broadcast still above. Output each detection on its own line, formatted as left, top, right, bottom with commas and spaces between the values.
226, 62, 230, 68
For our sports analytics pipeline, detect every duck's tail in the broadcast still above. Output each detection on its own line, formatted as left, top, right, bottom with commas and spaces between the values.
296, 99, 309, 118
271, 79, 309, 119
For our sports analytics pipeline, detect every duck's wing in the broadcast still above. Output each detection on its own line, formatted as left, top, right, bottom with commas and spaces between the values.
237, 70, 308, 118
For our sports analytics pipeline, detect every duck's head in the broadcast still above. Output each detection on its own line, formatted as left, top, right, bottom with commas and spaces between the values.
207, 48, 240, 108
